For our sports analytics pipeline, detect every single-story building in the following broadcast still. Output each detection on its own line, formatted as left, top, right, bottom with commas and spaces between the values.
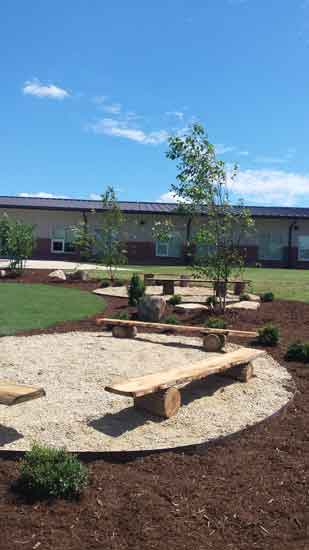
1, 195, 309, 268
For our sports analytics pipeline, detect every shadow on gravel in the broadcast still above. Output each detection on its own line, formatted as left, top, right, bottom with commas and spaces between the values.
89, 375, 236, 437
0, 424, 23, 447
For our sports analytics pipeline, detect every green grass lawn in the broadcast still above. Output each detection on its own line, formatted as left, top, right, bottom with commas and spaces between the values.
89, 265, 309, 302
0, 284, 104, 336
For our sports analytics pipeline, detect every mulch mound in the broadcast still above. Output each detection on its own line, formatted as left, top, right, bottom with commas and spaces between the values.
0, 270, 308, 549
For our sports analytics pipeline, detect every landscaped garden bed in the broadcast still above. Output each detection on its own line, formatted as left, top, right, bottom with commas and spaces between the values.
0, 268, 308, 549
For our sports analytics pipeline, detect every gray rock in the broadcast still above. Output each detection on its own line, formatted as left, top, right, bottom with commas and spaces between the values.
0, 270, 7, 278
67, 269, 90, 282
138, 295, 166, 322
48, 269, 66, 282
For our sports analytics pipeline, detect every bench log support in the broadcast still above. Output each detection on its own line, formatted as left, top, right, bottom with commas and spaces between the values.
134, 387, 181, 418
219, 362, 253, 383
203, 333, 226, 352
112, 326, 137, 339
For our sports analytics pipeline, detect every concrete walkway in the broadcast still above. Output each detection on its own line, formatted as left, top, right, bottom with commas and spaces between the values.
0, 259, 136, 272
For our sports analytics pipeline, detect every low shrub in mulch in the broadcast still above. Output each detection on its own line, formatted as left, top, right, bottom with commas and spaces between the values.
257, 323, 280, 346
260, 291, 275, 302
239, 293, 250, 301
285, 341, 309, 363
163, 315, 179, 325
16, 444, 88, 500
206, 317, 227, 329
168, 294, 182, 306
111, 310, 130, 320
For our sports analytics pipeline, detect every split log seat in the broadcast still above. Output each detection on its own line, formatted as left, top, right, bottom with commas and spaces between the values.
0, 382, 46, 406
96, 318, 257, 352
105, 347, 264, 418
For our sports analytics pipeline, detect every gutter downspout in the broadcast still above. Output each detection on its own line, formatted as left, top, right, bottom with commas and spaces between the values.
287, 220, 298, 269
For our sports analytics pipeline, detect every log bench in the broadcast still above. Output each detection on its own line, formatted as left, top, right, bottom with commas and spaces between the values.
96, 318, 257, 352
144, 275, 251, 296
0, 382, 46, 406
105, 347, 264, 418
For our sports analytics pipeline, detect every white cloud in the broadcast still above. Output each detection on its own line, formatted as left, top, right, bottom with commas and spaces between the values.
254, 155, 287, 165
159, 169, 309, 207
230, 169, 309, 206
166, 111, 184, 120
158, 191, 179, 203
238, 151, 249, 156
18, 192, 70, 199
88, 193, 102, 200
101, 102, 122, 114
90, 118, 168, 145
22, 79, 70, 100
215, 144, 236, 155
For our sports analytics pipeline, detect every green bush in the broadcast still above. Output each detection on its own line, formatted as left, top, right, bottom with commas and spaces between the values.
100, 278, 111, 288
17, 444, 88, 500
206, 317, 227, 329
257, 323, 279, 346
168, 294, 182, 306
239, 293, 250, 301
285, 341, 309, 363
163, 315, 179, 325
128, 274, 145, 306
260, 291, 274, 303
111, 310, 129, 320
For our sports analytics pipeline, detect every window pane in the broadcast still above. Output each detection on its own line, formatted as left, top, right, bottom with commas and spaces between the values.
298, 236, 309, 260
156, 242, 169, 256
259, 233, 284, 260
52, 226, 65, 240
52, 240, 64, 252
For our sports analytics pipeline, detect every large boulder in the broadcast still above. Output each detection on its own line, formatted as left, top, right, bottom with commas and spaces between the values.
138, 295, 166, 322
67, 269, 90, 282
48, 269, 66, 282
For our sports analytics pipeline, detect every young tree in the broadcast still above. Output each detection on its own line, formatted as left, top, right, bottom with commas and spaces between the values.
72, 215, 96, 262
96, 186, 127, 280
0, 213, 36, 274
166, 123, 255, 312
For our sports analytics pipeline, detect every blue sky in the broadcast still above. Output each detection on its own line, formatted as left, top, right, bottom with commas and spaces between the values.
1, 0, 309, 206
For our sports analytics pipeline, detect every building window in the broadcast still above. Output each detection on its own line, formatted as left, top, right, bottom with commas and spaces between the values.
156, 241, 169, 257
51, 227, 75, 254
259, 232, 284, 261
298, 236, 309, 261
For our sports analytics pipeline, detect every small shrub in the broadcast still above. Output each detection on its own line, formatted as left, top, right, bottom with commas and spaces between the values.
257, 323, 279, 346
111, 310, 129, 320
163, 315, 179, 325
168, 294, 182, 306
206, 295, 218, 312
239, 293, 250, 301
285, 341, 309, 363
112, 278, 124, 287
128, 274, 145, 306
206, 317, 227, 329
17, 444, 88, 500
100, 278, 111, 288
255, 262, 262, 268
260, 291, 274, 303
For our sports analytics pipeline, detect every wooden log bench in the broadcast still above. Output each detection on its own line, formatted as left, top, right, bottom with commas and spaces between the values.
144, 276, 251, 296
105, 347, 264, 418
96, 318, 257, 352
0, 382, 46, 406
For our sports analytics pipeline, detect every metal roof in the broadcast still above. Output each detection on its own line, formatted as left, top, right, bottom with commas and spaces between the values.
0, 196, 309, 219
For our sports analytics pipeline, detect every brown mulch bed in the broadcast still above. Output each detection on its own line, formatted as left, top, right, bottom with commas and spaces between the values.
0, 270, 309, 549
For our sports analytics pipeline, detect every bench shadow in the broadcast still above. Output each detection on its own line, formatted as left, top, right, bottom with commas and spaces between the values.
89, 374, 236, 438
134, 335, 203, 351
0, 424, 23, 447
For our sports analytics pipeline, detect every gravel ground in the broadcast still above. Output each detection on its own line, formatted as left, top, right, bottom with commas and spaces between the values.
0, 332, 293, 452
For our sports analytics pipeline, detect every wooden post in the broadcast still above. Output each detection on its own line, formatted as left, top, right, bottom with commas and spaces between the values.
234, 281, 246, 296
112, 326, 137, 339
180, 275, 190, 287
203, 333, 225, 352
162, 280, 175, 295
219, 362, 253, 382
134, 387, 181, 418
144, 274, 154, 287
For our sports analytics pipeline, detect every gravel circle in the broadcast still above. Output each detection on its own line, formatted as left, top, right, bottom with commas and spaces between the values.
0, 332, 293, 452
